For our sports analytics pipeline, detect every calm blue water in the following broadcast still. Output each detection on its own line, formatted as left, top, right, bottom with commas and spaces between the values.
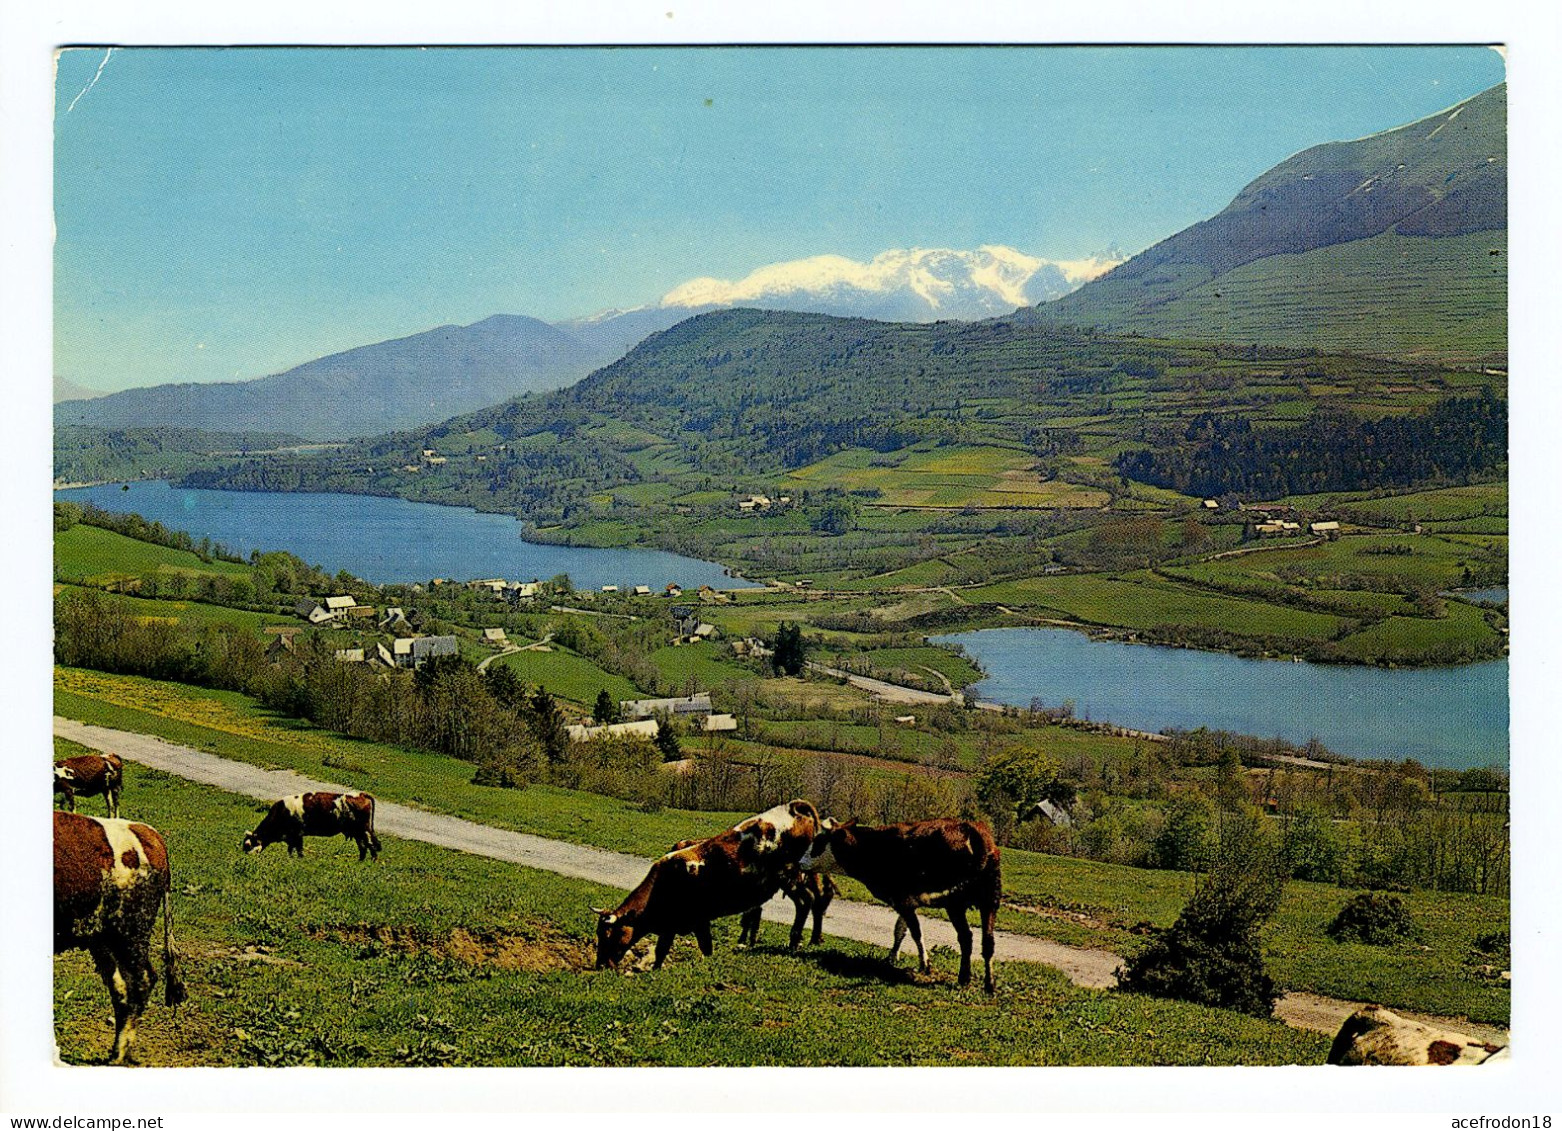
57, 481, 759, 592
1449, 587, 1509, 606
937, 627, 1508, 770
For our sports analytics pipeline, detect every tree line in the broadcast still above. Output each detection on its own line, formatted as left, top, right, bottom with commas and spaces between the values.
1114, 390, 1506, 499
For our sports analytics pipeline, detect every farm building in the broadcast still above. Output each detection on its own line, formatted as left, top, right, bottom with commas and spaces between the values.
1310, 521, 1341, 537
620, 693, 714, 719
1029, 799, 1075, 828
701, 713, 738, 733
333, 648, 365, 663
633, 585, 653, 596
483, 628, 508, 644
565, 719, 660, 743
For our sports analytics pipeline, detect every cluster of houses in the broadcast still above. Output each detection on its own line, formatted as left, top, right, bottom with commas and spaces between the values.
1242, 506, 1342, 539
736, 493, 792, 513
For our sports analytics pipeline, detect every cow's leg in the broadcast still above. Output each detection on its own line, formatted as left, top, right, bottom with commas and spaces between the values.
889, 916, 907, 963
64, 788, 76, 813
810, 877, 835, 946
112, 937, 157, 1064
980, 901, 997, 995
90, 943, 136, 1065
356, 833, 369, 862
652, 932, 676, 969
896, 907, 929, 975
289, 833, 304, 858
106, 786, 120, 820
948, 904, 974, 987
692, 920, 714, 958
788, 888, 811, 951
737, 906, 759, 948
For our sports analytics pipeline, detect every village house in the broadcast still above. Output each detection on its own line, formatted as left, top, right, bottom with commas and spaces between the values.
700, 713, 738, 733
390, 635, 459, 669
633, 585, 653, 596
482, 627, 508, 644
1310, 521, 1341, 537
294, 594, 369, 625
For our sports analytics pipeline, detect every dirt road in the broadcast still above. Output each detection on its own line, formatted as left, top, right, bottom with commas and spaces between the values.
53, 716, 1508, 1042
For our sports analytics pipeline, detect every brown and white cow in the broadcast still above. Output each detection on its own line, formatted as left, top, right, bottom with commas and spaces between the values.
668, 835, 838, 952
594, 799, 820, 970
802, 817, 1002, 993
54, 811, 186, 1064
54, 752, 124, 819
241, 792, 381, 861
1327, 1005, 1507, 1066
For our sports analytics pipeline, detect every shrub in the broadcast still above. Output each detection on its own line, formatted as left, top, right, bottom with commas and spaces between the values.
1326, 891, 1416, 946
1472, 929, 1510, 961
1117, 814, 1283, 1018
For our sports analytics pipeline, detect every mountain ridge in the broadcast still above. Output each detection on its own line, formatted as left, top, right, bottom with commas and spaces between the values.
1028, 83, 1506, 361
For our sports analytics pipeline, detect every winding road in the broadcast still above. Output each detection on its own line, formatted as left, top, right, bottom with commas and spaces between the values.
52, 716, 1509, 1045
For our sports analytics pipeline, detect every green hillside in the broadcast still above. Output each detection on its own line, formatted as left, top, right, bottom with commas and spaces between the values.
1034, 84, 1506, 361
1036, 230, 1505, 362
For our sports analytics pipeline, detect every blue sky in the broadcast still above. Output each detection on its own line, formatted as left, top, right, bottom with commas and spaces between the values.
54, 45, 1505, 392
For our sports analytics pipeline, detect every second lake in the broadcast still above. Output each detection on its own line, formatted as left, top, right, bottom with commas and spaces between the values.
937, 626, 1508, 771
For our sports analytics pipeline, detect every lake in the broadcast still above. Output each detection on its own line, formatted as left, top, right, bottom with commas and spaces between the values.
56, 481, 758, 592
937, 626, 1507, 770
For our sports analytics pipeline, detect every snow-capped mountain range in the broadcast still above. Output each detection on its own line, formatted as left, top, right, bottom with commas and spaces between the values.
659, 245, 1126, 323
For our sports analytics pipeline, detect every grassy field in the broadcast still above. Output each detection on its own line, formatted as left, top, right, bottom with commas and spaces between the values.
53, 582, 292, 632
55, 523, 254, 584
786, 442, 1110, 510
493, 647, 641, 707
52, 762, 1330, 1067
55, 666, 1510, 1023
966, 572, 1345, 641
645, 641, 758, 693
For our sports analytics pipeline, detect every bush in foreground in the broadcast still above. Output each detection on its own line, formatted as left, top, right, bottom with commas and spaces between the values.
1117, 814, 1283, 1018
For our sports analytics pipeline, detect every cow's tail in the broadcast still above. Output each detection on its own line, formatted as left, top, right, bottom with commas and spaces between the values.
160, 885, 188, 1008
788, 799, 820, 826
365, 794, 382, 854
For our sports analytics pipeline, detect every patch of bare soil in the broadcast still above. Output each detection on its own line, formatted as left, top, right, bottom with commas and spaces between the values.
1003, 899, 1151, 935
54, 949, 234, 1067
306, 922, 594, 972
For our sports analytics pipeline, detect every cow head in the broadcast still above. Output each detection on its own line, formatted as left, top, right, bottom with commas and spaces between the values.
592, 906, 639, 969
240, 830, 265, 854
53, 765, 75, 787
800, 817, 851, 873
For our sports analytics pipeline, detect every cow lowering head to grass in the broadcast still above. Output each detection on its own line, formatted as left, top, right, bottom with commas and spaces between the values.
54, 752, 124, 819
54, 811, 186, 1064
802, 816, 1002, 993
593, 799, 820, 970
241, 792, 381, 861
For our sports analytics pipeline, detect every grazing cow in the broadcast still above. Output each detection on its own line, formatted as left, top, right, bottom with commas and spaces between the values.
241, 791, 381, 860
54, 753, 124, 818
1327, 1005, 1507, 1065
54, 811, 186, 1064
668, 834, 838, 952
802, 817, 1002, 993
594, 799, 820, 970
